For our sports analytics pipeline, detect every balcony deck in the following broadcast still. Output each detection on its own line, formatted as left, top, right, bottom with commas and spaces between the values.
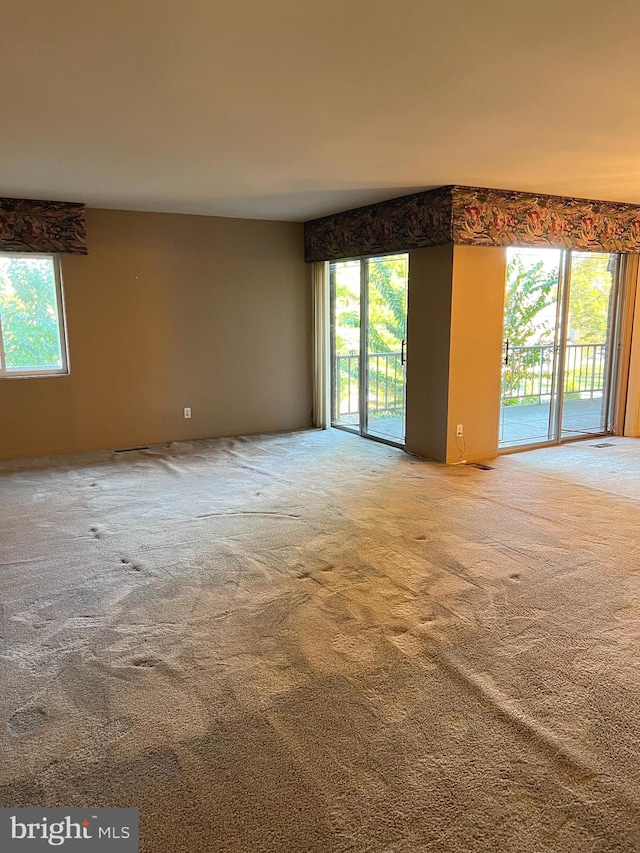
335, 397, 607, 451
500, 396, 607, 447
333, 414, 405, 443
334, 345, 609, 451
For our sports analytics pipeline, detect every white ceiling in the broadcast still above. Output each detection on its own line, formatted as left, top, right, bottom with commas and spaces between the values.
3, 0, 640, 221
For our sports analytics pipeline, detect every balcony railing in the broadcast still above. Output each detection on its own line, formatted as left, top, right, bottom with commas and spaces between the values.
503, 342, 607, 405
335, 352, 404, 417
335, 344, 607, 417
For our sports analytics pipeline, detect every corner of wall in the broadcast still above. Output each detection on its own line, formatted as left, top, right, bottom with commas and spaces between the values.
446, 245, 507, 463
405, 245, 454, 463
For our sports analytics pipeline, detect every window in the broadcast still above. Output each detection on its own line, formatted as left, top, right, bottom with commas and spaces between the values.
0, 252, 68, 377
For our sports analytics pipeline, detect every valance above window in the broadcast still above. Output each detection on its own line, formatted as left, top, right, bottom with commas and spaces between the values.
304, 186, 640, 262
0, 197, 87, 255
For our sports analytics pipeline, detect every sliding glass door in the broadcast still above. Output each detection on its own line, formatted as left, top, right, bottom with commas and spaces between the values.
499, 247, 622, 449
559, 252, 620, 439
330, 253, 408, 445
331, 260, 362, 431
500, 248, 562, 447
365, 255, 408, 442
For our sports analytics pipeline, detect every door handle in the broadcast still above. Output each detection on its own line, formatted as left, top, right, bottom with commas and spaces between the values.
401, 339, 406, 366
504, 339, 509, 366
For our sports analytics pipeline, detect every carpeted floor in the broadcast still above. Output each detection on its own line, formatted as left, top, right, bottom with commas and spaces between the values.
1, 429, 639, 852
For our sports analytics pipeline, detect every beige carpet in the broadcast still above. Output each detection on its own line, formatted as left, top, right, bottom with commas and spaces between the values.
1, 429, 639, 852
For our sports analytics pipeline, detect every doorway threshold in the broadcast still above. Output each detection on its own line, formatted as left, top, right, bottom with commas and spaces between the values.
499, 432, 611, 455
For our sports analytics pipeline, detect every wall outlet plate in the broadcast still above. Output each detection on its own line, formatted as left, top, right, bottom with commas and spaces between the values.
184, 407, 192, 419
456, 424, 463, 437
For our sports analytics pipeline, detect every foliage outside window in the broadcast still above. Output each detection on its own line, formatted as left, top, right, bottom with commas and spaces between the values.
502, 249, 615, 406
333, 255, 407, 421
0, 253, 68, 377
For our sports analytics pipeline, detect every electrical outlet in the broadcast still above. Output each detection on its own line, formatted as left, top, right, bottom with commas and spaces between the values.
456, 424, 464, 437
184, 407, 192, 419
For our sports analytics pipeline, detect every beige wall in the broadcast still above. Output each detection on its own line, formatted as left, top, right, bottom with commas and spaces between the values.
0, 209, 312, 460
405, 245, 506, 463
622, 256, 640, 437
446, 246, 506, 463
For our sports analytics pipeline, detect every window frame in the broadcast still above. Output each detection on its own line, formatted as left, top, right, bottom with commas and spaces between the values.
0, 251, 69, 379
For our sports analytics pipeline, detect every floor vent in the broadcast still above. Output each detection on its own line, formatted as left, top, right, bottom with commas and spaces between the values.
467, 463, 494, 470
591, 442, 614, 448
113, 446, 150, 453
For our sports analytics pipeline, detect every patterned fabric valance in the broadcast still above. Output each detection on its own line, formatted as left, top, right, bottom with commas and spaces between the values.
304, 187, 452, 263
0, 197, 87, 255
304, 185, 640, 262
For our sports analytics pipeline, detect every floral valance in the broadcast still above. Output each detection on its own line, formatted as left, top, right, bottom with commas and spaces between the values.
0, 197, 87, 255
304, 185, 640, 261
304, 187, 452, 263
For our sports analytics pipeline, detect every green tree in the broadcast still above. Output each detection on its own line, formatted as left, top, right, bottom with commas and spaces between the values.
366, 256, 407, 352
503, 255, 558, 347
502, 251, 614, 405
333, 256, 408, 417
333, 255, 407, 354
333, 256, 407, 351
0, 258, 62, 368
502, 255, 558, 405
503, 252, 613, 346
566, 254, 612, 343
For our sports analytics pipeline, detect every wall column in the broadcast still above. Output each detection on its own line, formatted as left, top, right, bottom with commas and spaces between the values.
446, 246, 507, 462
405, 246, 454, 461
405, 245, 506, 463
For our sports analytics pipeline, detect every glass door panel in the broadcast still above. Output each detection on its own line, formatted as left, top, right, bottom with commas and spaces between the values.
330, 253, 408, 446
330, 260, 362, 431
365, 254, 408, 443
560, 252, 618, 438
499, 248, 562, 448
500, 247, 622, 451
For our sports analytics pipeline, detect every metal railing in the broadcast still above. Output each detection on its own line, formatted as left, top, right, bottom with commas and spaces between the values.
335, 352, 404, 418
335, 344, 606, 416
503, 343, 607, 405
